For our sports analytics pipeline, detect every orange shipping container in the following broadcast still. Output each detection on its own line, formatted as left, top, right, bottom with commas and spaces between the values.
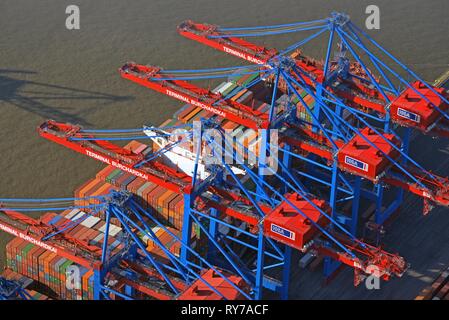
149, 186, 167, 217
136, 183, 153, 208
88, 182, 116, 205
164, 192, 179, 224
5, 237, 18, 270
142, 183, 159, 210
38, 250, 50, 285
159, 118, 172, 127
158, 190, 175, 219
17, 240, 28, 275
178, 105, 197, 122
231, 89, 248, 101
74, 179, 96, 206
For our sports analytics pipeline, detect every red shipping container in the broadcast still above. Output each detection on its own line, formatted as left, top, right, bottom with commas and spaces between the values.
74, 179, 95, 205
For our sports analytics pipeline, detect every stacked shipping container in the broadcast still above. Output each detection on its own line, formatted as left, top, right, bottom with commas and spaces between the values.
5, 208, 124, 300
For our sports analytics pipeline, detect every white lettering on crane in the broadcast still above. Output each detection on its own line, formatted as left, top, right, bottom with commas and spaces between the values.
166, 89, 226, 117
222, 46, 265, 65
86, 150, 111, 164
85, 150, 149, 180
166, 90, 190, 104
0, 222, 58, 253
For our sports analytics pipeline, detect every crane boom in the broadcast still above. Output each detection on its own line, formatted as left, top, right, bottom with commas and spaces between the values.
177, 20, 449, 136
119, 63, 270, 130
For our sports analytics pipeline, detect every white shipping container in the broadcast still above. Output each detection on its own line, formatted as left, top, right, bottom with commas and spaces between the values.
213, 81, 228, 93
64, 208, 81, 219
81, 216, 101, 228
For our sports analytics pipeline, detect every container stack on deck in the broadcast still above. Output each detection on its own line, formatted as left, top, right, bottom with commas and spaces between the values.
5, 207, 125, 299
1, 142, 209, 299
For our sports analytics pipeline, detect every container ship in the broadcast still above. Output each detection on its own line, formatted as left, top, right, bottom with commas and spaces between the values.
1, 12, 449, 300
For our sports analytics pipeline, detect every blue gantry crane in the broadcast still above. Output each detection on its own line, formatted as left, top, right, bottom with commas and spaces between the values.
117, 11, 449, 291
0, 192, 252, 300
0, 276, 34, 300
36, 119, 409, 299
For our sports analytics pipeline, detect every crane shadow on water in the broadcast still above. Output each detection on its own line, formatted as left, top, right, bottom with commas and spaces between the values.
0, 69, 134, 126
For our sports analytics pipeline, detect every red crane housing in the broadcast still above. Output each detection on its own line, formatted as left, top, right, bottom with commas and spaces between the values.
390, 81, 449, 131
177, 268, 248, 300
337, 127, 401, 182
